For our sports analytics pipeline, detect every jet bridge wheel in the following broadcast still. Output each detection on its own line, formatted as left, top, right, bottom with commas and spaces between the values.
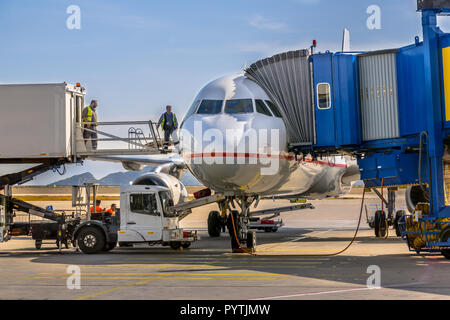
394, 210, 406, 237
439, 227, 450, 260
207, 211, 222, 237
374, 210, 387, 238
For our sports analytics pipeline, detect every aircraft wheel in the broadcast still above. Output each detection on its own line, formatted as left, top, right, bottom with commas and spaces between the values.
207, 211, 222, 237
246, 231, 256, 253
35, 240, 42, 250
228, 210, 241, 250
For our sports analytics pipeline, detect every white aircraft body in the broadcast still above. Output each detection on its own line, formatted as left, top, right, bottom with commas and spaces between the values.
92, 73, 359, 250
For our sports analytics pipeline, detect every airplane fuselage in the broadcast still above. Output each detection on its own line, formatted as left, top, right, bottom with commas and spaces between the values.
179, 74, 350, 198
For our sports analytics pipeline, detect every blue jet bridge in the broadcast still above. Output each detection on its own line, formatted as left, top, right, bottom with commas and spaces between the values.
300, 0, 450, 256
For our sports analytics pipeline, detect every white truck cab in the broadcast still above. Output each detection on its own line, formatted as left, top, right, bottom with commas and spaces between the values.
117, 185, 197, 250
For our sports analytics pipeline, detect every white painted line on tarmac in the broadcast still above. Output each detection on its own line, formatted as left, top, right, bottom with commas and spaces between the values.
250, 282, 425, 300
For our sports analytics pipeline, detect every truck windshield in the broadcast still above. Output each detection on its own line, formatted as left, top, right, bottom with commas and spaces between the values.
129, 193, 159, 216
159, 191, 176, 217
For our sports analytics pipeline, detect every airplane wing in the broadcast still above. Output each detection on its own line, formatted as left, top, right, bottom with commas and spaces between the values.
87, 154, 187, 178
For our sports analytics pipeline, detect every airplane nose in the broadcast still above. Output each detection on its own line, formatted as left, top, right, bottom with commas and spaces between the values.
181, 114, 286, 193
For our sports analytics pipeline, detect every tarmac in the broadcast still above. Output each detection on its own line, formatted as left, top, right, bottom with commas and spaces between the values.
0, 190, 449, 300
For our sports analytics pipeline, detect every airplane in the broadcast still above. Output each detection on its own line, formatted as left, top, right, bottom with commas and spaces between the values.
91, 71, 360, 251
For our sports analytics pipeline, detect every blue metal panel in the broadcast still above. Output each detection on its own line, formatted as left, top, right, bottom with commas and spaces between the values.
312, 53, 335, 147
358, 152, 429, 188
332, 54, 361, 147
396, 43, 427, 136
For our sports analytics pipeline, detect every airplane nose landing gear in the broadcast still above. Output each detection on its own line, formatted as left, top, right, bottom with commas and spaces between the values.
226, 197, 257, 253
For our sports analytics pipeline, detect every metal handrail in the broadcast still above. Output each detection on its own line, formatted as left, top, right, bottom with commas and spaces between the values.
75, 120, 164, 155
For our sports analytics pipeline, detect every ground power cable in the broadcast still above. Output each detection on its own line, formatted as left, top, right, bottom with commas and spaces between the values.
228, 186, 366, 257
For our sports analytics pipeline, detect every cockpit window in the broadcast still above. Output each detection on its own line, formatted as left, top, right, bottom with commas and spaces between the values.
197, 100, 223, 114
224, 99, 253, 114
255, 100, 273, 117
184, 100, 201, 119
265, 100, 283, 118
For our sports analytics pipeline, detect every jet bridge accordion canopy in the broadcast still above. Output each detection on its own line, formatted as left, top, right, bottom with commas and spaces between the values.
244, 49, 315, 145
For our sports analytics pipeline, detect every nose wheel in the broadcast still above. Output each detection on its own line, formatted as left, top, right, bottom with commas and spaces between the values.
207, 211, 223, 237
227, 202, 256, 253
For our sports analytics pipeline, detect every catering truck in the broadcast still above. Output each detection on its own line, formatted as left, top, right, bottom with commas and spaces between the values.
0, 185, 198, 253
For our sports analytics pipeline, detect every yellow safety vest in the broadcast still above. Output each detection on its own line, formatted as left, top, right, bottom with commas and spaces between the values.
84, 106, 97, 125
161, 113, 176, 129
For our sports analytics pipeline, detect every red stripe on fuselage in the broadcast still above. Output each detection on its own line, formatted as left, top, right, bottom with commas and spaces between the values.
186, 153, 347, 168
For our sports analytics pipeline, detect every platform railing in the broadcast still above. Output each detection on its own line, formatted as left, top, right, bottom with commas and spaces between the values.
74, 120, 164, 156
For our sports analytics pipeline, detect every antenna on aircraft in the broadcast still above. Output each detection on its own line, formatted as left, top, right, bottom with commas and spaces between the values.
341, 28, 350, 52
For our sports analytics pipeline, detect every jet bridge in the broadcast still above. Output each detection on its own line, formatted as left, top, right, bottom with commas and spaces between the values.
246, 0, 450, 256
0, 82, 164, 165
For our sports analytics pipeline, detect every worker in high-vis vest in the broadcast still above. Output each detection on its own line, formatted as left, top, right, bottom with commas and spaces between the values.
82, 100, 99, 150
157, 105, 179, 151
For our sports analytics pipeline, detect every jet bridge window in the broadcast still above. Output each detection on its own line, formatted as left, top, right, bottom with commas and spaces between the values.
317, 83, 331, 109
130, 193, 159, 216
197, 100, 223, 114
225, 99, 253, 114
265, 100, 283, 118
255, 100, 273, 117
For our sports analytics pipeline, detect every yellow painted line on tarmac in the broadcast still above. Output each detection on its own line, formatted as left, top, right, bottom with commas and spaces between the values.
78, 264, 317, 271
39, 272, 285, 276
74, 276, 164, 300
83, 264, 222, 269
20, 276, 287, 281
118, 260, 323, 265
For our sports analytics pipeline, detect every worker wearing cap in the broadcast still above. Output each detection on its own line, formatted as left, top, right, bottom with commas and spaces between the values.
157, 105, 179, 151
82, 100, 99, 150
106, 204, 117, 217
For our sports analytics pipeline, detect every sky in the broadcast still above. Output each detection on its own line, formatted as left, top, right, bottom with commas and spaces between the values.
1, 0, 450, 184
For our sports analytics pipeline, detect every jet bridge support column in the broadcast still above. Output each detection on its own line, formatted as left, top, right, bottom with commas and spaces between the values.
422, 8, 449, 218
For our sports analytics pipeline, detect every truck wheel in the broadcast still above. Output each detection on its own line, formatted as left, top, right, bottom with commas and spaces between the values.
77, 227, 105, 254
208, 211, 222, 237
170, 242, 181, 250
35, 240, 42, 250
181, 242, 191, 249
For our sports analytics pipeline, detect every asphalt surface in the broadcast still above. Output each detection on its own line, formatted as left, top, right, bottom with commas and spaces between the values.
0, 197, 449, 300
